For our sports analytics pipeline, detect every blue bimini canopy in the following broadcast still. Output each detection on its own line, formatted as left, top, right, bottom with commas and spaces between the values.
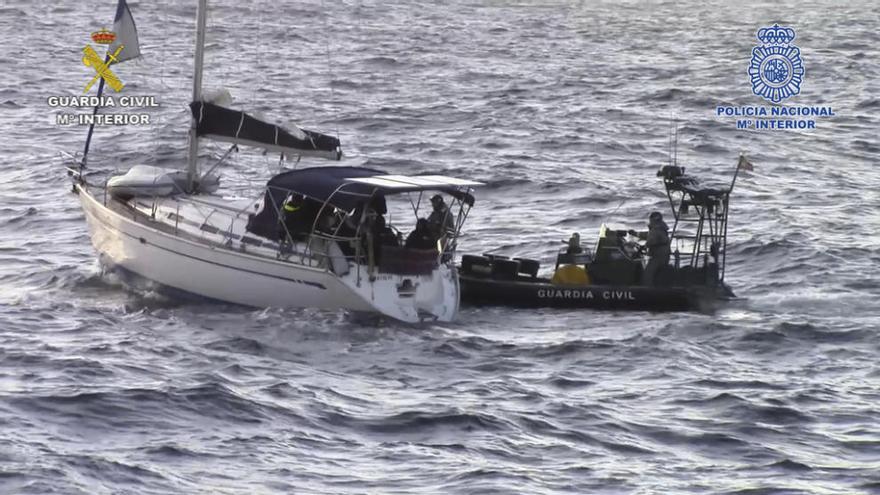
266, 166, 386, 211
245, 166, 482, 241
246, 166, 384, 241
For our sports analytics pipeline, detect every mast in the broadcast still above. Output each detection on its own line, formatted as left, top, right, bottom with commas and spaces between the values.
80, 56, 110, 170
186, 0, 208, 192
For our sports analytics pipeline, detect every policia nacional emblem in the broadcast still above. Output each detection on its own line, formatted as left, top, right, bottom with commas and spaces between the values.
748, 24, 805, 103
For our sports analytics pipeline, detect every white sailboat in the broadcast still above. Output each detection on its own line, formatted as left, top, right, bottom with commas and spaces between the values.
68, 0, 482, 322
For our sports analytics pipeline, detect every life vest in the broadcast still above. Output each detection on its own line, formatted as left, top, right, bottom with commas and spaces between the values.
551, 264, 590, 286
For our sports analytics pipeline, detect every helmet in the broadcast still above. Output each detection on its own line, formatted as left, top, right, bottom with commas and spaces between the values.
649, 211, 663, 221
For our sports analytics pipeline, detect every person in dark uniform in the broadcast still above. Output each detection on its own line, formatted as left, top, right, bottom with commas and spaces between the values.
373, 215, 399, 247
565, 233, 583, 254
629, 211, 671, 286
369, 215, 400, 264
427, 194, 454, 239
280, 193, 308, 241
405, 218, 437, 250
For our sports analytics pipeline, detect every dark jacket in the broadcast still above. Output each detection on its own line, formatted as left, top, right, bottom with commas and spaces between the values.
645, 219, 670, 257
405, 220, 437, 250
427, 206, 454, 237
282, 199, 321, 237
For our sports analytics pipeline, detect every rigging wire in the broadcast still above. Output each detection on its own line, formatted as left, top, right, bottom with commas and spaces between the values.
250, 0, 266, 111
251, 0, 274, 180
319, 0, 340, 142
155, 0, 173, 144
600, 198, 627, 229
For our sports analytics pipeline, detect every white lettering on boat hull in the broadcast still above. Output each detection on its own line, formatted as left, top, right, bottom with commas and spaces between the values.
537, 288, 636, 300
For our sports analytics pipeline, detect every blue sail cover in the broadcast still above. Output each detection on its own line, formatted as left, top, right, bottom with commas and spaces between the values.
190, 101, 342, 160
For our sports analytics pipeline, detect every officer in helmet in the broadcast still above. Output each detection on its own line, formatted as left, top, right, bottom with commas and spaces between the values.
629, 211, 671, 286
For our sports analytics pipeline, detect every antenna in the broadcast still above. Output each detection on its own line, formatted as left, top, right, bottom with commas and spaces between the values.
673, 121, 678, 167
666, 116, 679, 168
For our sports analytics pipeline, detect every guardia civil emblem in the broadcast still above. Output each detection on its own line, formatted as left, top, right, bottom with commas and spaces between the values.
748, 24, 805, 103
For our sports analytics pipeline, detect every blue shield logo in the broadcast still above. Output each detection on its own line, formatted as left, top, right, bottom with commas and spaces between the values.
749, 24, 805, 103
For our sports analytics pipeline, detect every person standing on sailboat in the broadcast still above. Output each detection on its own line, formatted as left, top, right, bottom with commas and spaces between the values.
281, 194, 308, 241
427, 195, 454, 240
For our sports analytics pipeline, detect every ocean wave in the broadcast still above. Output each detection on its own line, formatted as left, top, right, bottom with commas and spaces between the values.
320, 409, 513, 436
7, 383, 297, 428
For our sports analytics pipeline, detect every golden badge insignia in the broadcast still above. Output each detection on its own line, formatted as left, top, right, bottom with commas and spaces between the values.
82, 28, 125, 93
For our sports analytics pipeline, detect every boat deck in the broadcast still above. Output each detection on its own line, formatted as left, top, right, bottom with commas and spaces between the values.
94, 187, 330, 270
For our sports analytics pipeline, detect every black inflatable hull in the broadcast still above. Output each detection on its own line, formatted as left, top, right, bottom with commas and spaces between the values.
460, 273, 706, 312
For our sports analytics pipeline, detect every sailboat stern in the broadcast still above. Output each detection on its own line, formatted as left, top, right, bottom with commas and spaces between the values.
341, 263, 460, 323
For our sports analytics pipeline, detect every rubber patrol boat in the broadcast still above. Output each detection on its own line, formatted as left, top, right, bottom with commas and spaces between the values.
458, 157, 748, 311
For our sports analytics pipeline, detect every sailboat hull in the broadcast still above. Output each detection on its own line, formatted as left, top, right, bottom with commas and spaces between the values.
76, 184, 377, 313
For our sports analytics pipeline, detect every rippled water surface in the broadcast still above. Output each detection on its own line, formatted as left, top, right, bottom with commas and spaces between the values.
1, 0, 879, 493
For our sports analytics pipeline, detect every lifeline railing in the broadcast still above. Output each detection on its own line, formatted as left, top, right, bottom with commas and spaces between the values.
89, 174, 474, 284
266, 182, 475, 283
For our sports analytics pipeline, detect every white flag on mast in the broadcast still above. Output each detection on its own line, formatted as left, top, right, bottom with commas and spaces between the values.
108, 0, 140, 63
